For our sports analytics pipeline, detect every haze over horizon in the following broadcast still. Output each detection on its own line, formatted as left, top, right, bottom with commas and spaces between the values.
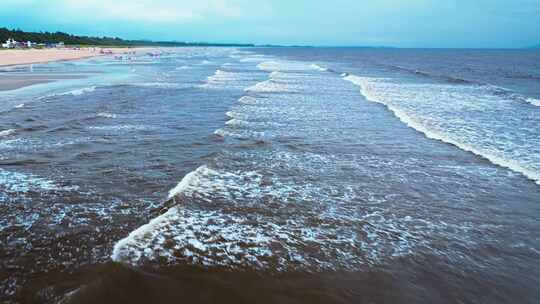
1, 0, 539, 48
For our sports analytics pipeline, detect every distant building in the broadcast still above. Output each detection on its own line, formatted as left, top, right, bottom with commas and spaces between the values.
56, 41, 65, 48
2, 38, 17, 48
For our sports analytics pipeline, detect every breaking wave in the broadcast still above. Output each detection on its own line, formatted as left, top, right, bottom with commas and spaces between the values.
0, 168, 79, 194
130, 82, 188, 89
96, 112, 117, 119
0, 129, 16, 138
41, 86, 96, 99
344, 74, 540, 185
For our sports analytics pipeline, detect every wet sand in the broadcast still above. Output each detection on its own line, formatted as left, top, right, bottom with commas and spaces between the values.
0, 74, 85, 91
0, 47, 154, 91
0, 48, 130, 67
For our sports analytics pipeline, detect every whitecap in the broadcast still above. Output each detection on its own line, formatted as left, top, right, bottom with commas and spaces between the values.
131, 82, 186, 89
42, 86, 96, 99
245, 80, 294, 93
96, 112, 117, 119
526, 97, 540, 107
238, 96, 258, 104
257, 60, 315, 72
0, 129, 16, 137
0, 168, 78, 193
225, 118, 248, 127
344, 74, 540, 185
310, 64, 328, 72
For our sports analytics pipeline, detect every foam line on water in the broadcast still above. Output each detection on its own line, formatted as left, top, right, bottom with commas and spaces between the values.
130, 82, 187, 89
41, 86, 96, 99
245, 79, 295, 93
112, 165, 215, 262
110, 161, 470, 269
96, 112, 117, 119
0, 168, 79, 193
200, 69, 239, 88
526, 97, 540, 107
344, 74, 540, 185
167, 166, 215, 199
112, 56, 503, 271
238, 96, 258, 104
0, 129, 16, 137
257, 60, 324, 73
310, 64, 329, 72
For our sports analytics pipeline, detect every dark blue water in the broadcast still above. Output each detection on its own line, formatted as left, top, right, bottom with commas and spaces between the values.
1, 48, 539, 303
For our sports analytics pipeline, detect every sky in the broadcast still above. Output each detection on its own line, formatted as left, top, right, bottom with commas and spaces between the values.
1, 0, 539, 48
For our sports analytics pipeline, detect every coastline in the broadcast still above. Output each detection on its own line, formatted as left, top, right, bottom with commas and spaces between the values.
0, 47, 155, 91
0, 47, 153, 67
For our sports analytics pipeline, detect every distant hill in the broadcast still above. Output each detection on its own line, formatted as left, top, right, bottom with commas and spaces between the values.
0, 27, 254, 47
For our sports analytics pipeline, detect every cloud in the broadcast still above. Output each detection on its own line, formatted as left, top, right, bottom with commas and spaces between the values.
0, 0, 247, 24
1, 0, 539, 47
53, 0, 245, 23
62, 1, 197, 23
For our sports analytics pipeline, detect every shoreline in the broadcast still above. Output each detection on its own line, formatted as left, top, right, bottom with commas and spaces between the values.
0, 47, 156, 91
0, 47, 154, 67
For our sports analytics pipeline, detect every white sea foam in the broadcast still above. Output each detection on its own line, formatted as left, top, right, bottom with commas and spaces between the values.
225, 110, 248, 120
111, 161, 469, 269
112, 59, 499, 271
167, 166, 215, 199
239, 55, 272, 63
213, 128, 228, 137
526, 97, 540, 107
0, 137, 89, 151
111, 205, 281, 266
131, 82, 186, 89
88, 125, 150, 131
310, 64, 328, 72
0, 168, 78, 193
269, 71, 284, 79
113, 165, 217, 262
225, 118, 248, 127
245, 80, 293, 93
0, 129, 16, 137
42, 86, 96, 99
63, 86, 96, 96
200, 69, 257, 89
256, 61, 277, 71
238, 96, 258, 105
344, 74, 540, 185
257, 60, 318, 72
200, 69, 237, 88
96, 112, 117, 119
389, 107, 540, 185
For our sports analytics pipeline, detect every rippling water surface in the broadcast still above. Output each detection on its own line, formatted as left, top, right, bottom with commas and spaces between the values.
1, 47, 539, 304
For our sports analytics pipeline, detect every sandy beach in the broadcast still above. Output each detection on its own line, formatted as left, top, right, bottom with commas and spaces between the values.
0, 48, 136, 67
0, 74, 87, 91
0, 47, 154, 91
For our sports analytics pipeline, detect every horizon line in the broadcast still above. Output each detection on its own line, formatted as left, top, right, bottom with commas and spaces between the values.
1, 26, 537, 50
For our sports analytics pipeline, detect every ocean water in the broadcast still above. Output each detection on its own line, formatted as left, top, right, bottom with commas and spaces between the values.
1, 47, 539, 303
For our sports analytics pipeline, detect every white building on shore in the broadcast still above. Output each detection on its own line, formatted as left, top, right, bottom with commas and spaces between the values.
2, 38, 17, 48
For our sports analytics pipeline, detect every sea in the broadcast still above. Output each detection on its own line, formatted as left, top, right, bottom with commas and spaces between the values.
1, 47, 539, 304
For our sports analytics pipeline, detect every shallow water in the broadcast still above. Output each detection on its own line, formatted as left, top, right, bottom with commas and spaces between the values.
1, 47, 539, 303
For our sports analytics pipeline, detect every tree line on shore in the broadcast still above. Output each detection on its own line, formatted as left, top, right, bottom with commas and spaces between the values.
0, 27, 254, 47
